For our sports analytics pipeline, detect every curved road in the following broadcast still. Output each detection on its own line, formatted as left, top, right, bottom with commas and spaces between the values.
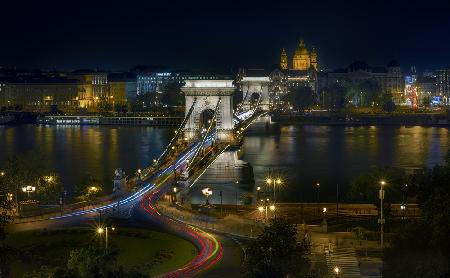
8, 133, 235, 277
8, 111, 266, 276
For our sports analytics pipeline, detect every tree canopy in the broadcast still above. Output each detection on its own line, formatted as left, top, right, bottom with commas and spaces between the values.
283, 85, 315, 110
382, 152, 450, 278
244, 218, 311, 278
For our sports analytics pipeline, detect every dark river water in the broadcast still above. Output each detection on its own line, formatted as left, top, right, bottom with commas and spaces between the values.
1, 121, 449, 202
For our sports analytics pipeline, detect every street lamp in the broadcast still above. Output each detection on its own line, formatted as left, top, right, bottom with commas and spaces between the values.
258, 205, 266, 221
172, 186, 178, 203
315, 182, 320, 202
0, 171, 5, 176
400, 204, 406, 221
333, 266, 341, 277
22, 185, 36, 199
266, 177, 282, 202
97, 226, 116, 249
202, 187, 213, 205
43, 175, 55, 183
379, 180, 386, 247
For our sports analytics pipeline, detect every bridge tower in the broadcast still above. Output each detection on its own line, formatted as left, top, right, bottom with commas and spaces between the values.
240, 77, 271, 111
182, 80, 235, 142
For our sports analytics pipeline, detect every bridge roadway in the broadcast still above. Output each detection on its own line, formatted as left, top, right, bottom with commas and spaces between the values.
8, 110, 266, 277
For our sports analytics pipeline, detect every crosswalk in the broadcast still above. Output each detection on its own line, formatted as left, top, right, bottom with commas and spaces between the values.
326, 247, 361, 277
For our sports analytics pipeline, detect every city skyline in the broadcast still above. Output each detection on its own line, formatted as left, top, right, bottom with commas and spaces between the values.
1, 0, 450, 72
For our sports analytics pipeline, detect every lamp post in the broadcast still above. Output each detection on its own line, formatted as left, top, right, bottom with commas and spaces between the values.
258, 198, 275, 222
266, 177, 282, 203
400, 204, 406, 221
379, 180, 386, 248
22, 185, 36, 199
333, 266, 341, 277
258, 205, 266, 221
202, 187, 213, 206
315, 182, 320, 203
172, 186, 178, 203
97, 226, 116, 249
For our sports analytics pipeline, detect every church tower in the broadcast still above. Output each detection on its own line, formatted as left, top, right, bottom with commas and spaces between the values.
310, 47, 318, 71
292, 39, 310, 70
280, 48, 288, 70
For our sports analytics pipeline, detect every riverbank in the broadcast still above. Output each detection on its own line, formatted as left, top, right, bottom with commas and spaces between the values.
272, 111, 450, 126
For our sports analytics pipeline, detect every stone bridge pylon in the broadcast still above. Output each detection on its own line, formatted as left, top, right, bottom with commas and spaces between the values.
182, 80, 235, 142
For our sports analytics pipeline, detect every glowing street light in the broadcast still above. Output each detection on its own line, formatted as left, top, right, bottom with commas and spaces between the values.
379, 180, 386, 247
202, 187, 213, 205
315, 182, 320, 202
43, 175, 55, 183
269, 205, 276, 211
333, 266, 341, 276
266, 177, 283, 202
96, 226, 116, 249
0, 171, 5, 176
22, 185, 36, 199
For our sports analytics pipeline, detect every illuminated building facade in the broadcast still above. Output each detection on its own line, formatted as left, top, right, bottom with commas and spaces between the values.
416, 75, 437, 106
69, 70, 110, 110
136, 71, 223, 96
437, 69, 450, 105
280, 49, 288, 70
278, 39, 319, 94
323, 60, 404, 104
280, 39, 319, 72
0, 79, 79, 111
292, 39, 311, 70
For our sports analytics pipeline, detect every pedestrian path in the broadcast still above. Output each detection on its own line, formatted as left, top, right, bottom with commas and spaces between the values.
326, 246, 361, 277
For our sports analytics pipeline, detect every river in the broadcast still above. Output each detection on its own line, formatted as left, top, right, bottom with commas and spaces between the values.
1, 122, 449, 202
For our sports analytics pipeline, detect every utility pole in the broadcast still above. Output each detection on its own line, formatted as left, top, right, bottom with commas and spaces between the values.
336, 184, 339, 220
220, 190, 223, 217
105, 227, 108, 249
59, 196, 63, 216
379, 180, 386, 248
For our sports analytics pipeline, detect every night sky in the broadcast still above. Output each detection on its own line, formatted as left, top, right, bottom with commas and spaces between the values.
1, 0, 450, 72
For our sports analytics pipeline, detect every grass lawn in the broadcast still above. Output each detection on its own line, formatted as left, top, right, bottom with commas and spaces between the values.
5, 227, 197, 277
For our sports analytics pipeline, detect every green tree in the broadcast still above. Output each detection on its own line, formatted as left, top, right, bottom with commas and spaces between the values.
67, 246, 123, 277
383, 153, 450, 278
37, 174, 61, 204
133, 92, 161, 112
244, 218, 311, 278
324, 83, 346, 110
381, 92, 396, 112
161, 81, 184, 107
283, 86, 315, 110
358, 79, 381, 106
422, 95, 432, 107
0, 169, 14, 278
0, 152, 58, 204
97, 101, 113, 113
75, 174, 103, 202
348, 167, 406, 215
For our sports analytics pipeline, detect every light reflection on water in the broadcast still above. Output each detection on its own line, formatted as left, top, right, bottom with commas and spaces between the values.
241, 119, 449, 201
0, 122, 449, 202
